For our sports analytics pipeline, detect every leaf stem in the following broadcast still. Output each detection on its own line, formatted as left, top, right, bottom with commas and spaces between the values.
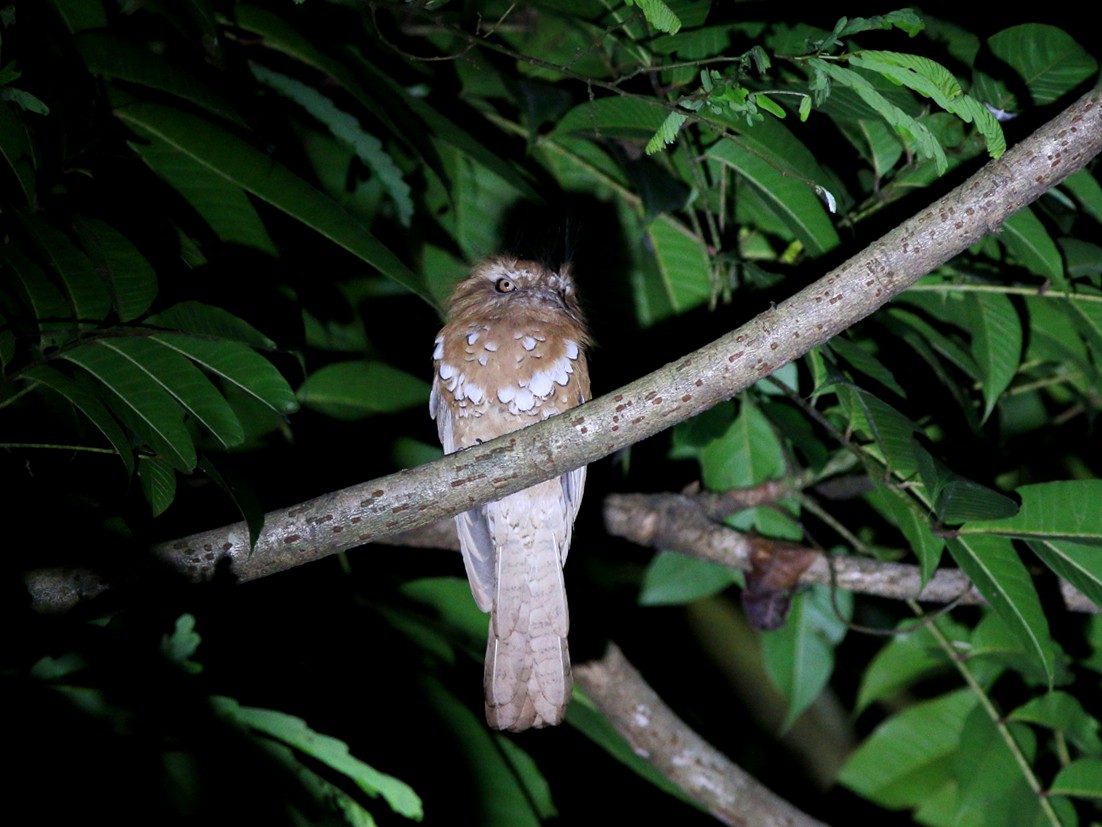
0, 442, 117, 454
0, 381, 37, 411
920, 604, 1061, 825
911, 281, 1102, 302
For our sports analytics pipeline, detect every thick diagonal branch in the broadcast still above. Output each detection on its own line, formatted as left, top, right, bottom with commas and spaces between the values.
25, 89, 1102, 613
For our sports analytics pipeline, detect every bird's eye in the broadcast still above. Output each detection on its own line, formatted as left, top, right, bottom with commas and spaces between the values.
495, 277, 516, 293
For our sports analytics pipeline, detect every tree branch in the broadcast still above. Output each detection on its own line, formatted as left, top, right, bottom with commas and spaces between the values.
574, 643, 829, 827
24, 88, 1102, 613
602, 492, 1098, 613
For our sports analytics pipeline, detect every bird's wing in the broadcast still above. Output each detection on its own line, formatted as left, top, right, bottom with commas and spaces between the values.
431, 361, 496, 613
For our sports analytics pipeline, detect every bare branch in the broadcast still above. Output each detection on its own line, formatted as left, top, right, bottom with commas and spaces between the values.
574, 643, 829, 827
606, 491, 976, 602
604, 492, 1098, 613
23, 88, 1102, 613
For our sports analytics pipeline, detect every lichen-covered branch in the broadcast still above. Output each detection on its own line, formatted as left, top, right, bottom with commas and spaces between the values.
23, 88, 1102, 613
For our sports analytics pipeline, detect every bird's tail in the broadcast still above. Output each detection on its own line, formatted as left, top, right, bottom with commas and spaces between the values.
484, 495, 572, 731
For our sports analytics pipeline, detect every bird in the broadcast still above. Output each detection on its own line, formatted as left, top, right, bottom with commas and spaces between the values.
430, 255, 591, 731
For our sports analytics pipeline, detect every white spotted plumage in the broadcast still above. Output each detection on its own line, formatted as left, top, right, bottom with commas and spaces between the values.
430, 256, 591, 731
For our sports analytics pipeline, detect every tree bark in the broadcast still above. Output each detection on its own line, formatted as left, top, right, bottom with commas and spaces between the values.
574, 644, 830, 827
602, 492, 1097, 612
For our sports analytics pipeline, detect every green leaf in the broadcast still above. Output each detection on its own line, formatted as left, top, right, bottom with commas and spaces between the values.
3, 89, 50, 117
46, 0, 107, 32
150, 333, 298, 416
952, 707, 1040, 826
554, 96, 668, 141
838, 10, 925, 38
645, 110, 688, 155
420, 675, 542, 826
849, 50, 1005, 159
708, 138, 839, 256
962, 480, 1102, 543
850, 50, 963, 109
968, 610, 1054, 686
214, 696, 423, 821
0, 99, 36, 204
1061, 238, 1102, 280
161, 612, 202, 669
698, 402, 786, 493
2, 246, 74, 349
866, 481, 945, 581
946, 534, 1055, 685
651, 24, 750, 59
114, 103, 430, 302
1023, 295, 1090, 367
23, 364, 135, 476
638, 551, 739, 605
624, 0, 681, 34
14, 208, 111, 324
854, 617, 968, 713
941, 94, 1006, 157
233, 8, 424, 177
125, 117, 278, 254
401, 576, 488, 643
1063, 299, 1102, 368
836, 385, 919, 475
840, 689, 977, 808
0, 62, 21, 88
100, 337, 245, 447
761, 585, 851, 730
250, 63, 414, 227
149, 301, 277, 350
497, 738, 557, 819
811, 59, 948, 175
0, 310, 15, 368
75, 30, 243, 124
391, 437, 442, 471
257, 739, 379, 825
64, 341, 197, 472
138, 453, 178, 516
198, 455, 265, 549
1009, 691, 1102, 755
969, 291, 1022, 422
753, 92, 786, 119
988, 24, 1099, 106
1000, 207, 1065, 286
740, 116, 846, 206
827, 336, 906, 397
447, 146, 533, 262
913, 443, 1020, 524
1061, 169, 1102, 225
72, 217, 159, 323
399, 85, 540, 206
235, 6, 538, 206
644, 217, 713, 320
890, 297, 981, 380
1050, 758, 1102, 798
1028, 539, 1102, 608
297, 361, 430, 419
798, 94, 812, 121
